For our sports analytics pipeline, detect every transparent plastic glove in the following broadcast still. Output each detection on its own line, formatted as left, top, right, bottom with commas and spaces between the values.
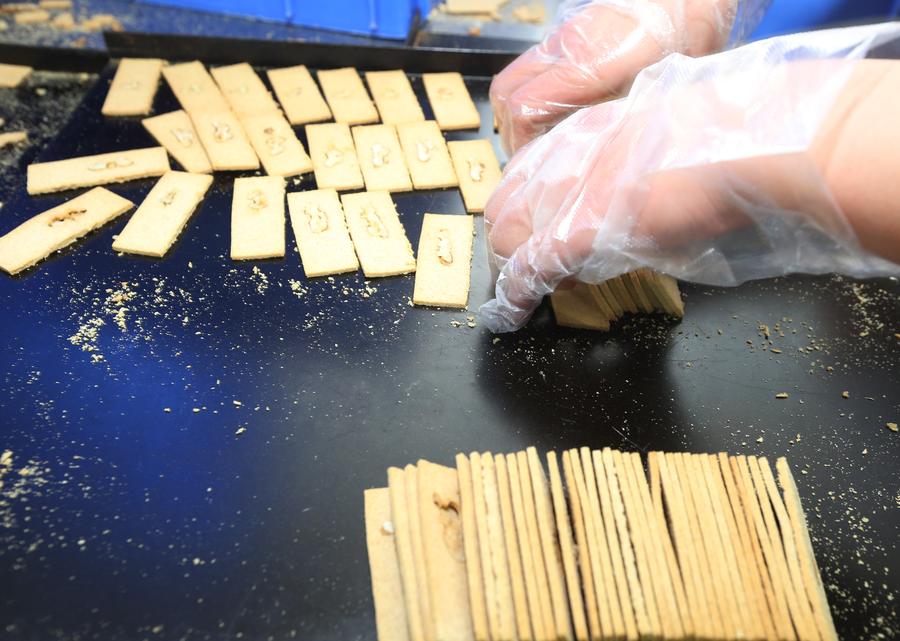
491, 0, 771, 154
481, 24, 900, 333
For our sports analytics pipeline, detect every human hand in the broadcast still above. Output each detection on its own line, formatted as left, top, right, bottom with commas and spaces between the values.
482, 24, 900, 333
490, 0, 764, 154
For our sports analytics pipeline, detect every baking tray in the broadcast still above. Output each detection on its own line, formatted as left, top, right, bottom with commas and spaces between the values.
0, 34, 898, 641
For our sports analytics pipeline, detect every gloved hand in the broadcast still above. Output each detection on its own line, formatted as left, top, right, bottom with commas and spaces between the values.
490, 0, 771, 154
481, 24, 900, 333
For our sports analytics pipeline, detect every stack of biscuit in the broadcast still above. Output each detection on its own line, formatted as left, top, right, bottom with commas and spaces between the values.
365, 446, 838, 641
551, 270, 684, 331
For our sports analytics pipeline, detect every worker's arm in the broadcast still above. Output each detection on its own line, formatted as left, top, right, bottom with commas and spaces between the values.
491, 0, 768, 154
481, 25, 900, 333
813, 60, 900, 264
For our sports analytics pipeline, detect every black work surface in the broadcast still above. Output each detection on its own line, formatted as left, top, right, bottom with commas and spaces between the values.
1, 54, 899, 641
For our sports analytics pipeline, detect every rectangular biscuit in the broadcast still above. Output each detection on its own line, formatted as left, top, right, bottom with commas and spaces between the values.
416, 460, 475, 641
0, 63, 31, 88
287, 189, 359, 278
27, 147, 170, 195
388, 467, 428, 641
412, 213, 473, 308
230, 176, 285, 260
242, 110, 313, 177
404, 465, 436, 641
456, 454, 491, 641
397, 121, 458, 190
364, 487, 411, 641
775, 458, 840, 641
469, 453, 501, 640
161, 60, 230, 115
551, 283, 612, 331
14, 9, 49, 24
364, 70, 425, 125
306, 122, 364, 192
112, 171, 213, 258
101, 58, 164, 117
266, 64, 332, 125
317, 67, 379, 125
340, 190, 415, 277
447, 139, 502, 213
528, 447, 575, 641
562, 451, 603, 640
495, 454, 534, 641
481, 453, 518, 641
191, 111, 260, 171
210, 62, 280, 117
0, 187, 133, 275
422, 72, 481, 130
548, 452, 590, 641
0, 132, 27, 148
650, 272, 685, 317
142, 110, 212, 174
352, 124, 412, 193
515, 450, 557, 641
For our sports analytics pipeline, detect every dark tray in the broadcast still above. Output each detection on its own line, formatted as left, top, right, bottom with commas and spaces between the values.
0, 35, 897, 641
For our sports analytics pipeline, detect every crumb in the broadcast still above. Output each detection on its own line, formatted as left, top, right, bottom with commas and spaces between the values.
250, 266, 269, 294
841, 391, 850, 399
68, 317, 104, 352
775, 392, 789, 399
287, 278, 307, 298
887, 422, 898, 432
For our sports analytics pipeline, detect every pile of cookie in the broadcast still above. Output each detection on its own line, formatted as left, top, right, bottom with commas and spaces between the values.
365, 446, 838, 641
0, 58, 500, 309
550, 272, 685, 331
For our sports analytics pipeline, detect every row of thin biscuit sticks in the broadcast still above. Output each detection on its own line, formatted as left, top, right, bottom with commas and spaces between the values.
550, 272, 686, 332
364, 447, 839, 641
